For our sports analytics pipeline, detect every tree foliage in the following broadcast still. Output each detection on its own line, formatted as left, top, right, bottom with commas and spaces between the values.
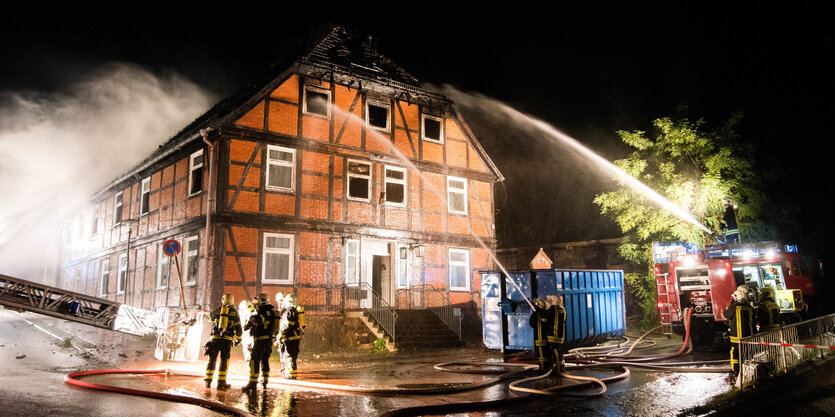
595, 115, 774, 327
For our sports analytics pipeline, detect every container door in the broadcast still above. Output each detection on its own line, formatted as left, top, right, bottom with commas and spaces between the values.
505, 272, 533, 350
480, 273, 503, 349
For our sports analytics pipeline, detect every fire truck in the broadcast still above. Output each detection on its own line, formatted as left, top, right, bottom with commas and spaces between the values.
653, 241, 815, 345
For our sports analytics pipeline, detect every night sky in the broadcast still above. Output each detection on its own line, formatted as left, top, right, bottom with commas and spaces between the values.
2, 6, 833, 266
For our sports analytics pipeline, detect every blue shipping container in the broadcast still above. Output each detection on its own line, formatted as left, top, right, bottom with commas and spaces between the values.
480, 269, 626, 352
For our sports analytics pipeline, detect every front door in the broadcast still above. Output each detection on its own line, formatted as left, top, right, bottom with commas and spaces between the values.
372, 254, 392, 306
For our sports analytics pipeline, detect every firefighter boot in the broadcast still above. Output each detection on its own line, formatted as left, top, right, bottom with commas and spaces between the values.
243, 381, 258, 391
205, 379, 212, 388
216, 380, 231, 390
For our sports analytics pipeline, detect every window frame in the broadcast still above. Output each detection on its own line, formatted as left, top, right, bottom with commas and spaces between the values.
447, 176, 468, 214
90, 206, 100, 238
156, 245, 170, 290
99, 259, 110, 296
383, 165, 407, 207
448, 248, 470, 292
188, 149, 204, 197
116, 254, 127, 295
346, 159, 372, 202
365, 100, 391, 132
140, 177, 151, 216
183, 235, 199, 286
262, 232, 295, 285
265, 145, 296, 192
113, 192, 124, 226
303, 85, 331, 118
345, 239, 359, 286
421, 114, 444, 143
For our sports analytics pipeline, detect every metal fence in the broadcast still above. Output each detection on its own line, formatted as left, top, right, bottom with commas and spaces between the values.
739, 313, 835, 386
397, 284, 462, 340
296, 283, 398, 342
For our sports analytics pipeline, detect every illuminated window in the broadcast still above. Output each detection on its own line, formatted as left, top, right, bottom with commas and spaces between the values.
447, 176, 468, 214
303, 86, 330, 117
366, 101, 390, 131
140, 177, 151, 216
448, 249, 470, 291
396, 245, 409, 289
346, 240, 359, 285
156, 246, 170, 289
421, 114, 444, 143
263, 233, 294, 284
113, 192, 123, 225
347, 160, 372, 201
188, 149, 204, 196
99, 259, 110, 296
384, 166, 407, 206
266, 145, 295, 192
117, 254, 127, 294
183, 236, 199, 285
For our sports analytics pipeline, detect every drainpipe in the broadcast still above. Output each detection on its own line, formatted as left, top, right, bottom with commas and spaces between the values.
200, 127, 215, 310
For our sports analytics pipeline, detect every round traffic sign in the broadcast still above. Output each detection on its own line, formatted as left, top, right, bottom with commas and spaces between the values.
162, 239, 181, 256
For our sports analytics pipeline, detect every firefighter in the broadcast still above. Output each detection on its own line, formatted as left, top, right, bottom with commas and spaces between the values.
546, 295, 567, 374
757, 287, 781, 332
238, 299, 256, 362
720, 199, 740, 244
279, 294, 304, 378
724, 285, 754, 379
529, 298, 555, 372
205, 293, 242, 390
243, 293, 278, 390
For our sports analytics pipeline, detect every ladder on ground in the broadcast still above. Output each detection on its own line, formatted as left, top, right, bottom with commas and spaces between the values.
0, 273, 155, 336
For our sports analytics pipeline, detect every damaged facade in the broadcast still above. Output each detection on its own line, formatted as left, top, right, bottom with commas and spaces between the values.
57, 27, 503, 347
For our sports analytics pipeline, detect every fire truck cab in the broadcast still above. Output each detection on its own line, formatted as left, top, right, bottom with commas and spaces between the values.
654, 241, 813, 345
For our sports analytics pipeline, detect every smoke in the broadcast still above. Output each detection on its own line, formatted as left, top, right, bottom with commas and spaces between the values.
0, 63, 216, 280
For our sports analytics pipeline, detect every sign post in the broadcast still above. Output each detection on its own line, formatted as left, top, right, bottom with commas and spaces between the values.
162, 239, 189, 321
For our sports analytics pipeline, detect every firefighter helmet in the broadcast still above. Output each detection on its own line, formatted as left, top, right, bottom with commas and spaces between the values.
275, 292, 285, 304
732, 286, 749, 303
533, 298, 546, 310
284, 294, 297, 307
258, 293, 269, 304
222, 293, 234, 305
546, 295, 563, 308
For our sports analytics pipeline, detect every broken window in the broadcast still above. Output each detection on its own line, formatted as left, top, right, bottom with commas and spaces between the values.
449, 249, 470, 291
447, 176, 468, 214
113, 192, 123, 225
384, 166, 407, 206
347, 160, 371, 201
156, 245, 169, 289
266, 145, 295, 191
184, 236, 199, 284
189, 149, 204, 196
99, 259, 110, 296
140, 177, 150, 216
422, 114, 444, 143
304, 86, 330, 117
367, 101, 390, 131
263, 233, 294, 284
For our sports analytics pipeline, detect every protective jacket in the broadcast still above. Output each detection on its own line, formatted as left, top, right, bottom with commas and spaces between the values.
724, 300, 754, 342
280, 306, 303, 342
210, 304, 242, 342
547, 306, 566, 344
246, 303, 278, 342
758, 299, 781, 332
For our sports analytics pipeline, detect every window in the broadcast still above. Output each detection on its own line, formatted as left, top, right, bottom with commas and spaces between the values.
421, 114, 444, 143
156, 246, 170, 289
90, 206, 99, 237
113, 192, 123, 225
140, 177, 150, 216
447, 176, 468, 214
448, 249, 470, 291
184, 236, 199, 285
347, 160, 371, 201
345, 240, 359, 285
303, 86, 330, 117
263, 233, 294, 284
99, 259, 110, 296
396, 245, 409, 289
384, 166, 407, 206
188, 149, 204, 196
266, 145, 296, 191
117, 254, 127, 294
366, 101, 390, 131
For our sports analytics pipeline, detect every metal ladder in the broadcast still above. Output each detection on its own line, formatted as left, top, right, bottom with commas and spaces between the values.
656, 270, 674, 335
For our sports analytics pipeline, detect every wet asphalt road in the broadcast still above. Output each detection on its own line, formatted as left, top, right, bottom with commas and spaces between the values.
0, 307, 735, 416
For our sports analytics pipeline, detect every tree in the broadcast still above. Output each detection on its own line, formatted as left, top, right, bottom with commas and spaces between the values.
594, 115, 774, 327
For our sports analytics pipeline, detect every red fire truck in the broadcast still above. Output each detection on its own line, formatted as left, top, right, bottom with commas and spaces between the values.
654, 241, 815, 345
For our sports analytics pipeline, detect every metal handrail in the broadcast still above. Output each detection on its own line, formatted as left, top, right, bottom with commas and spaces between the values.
343, 282, 397, 342
399, 284, 462, 340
